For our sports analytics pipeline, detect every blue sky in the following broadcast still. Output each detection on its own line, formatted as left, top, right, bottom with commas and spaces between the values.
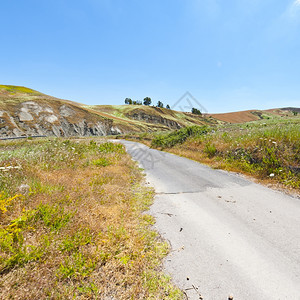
1, 0, 300, 113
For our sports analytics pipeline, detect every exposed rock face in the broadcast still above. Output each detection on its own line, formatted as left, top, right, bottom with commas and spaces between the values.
0, 101, 121, 138
59, 104, 74, 117
127, 111, 182, 130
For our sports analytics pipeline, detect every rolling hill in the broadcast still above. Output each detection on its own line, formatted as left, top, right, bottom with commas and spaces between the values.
0, 85, 298, 138
208, 107, 298, 123
0, 85, 213, 137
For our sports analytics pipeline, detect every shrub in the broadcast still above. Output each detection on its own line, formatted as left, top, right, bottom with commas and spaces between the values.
204, 143, 217, 158
191, 107, 202, 115
151, 126, 210, 148
34, 203, 72, 232
92, 158, 111, 167
98, 142, 125, 154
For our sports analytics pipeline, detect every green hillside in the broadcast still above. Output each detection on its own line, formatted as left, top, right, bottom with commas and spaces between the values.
0, 85, 214, 136
0, 85, 299, 138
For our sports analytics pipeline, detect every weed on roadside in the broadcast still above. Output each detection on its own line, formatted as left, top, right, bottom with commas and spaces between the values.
0, 138, 183, 299
150, 119, 300, 190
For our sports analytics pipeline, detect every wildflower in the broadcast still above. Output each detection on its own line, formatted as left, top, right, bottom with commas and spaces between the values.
0, 193, 21, 213
269, 173, 275, 177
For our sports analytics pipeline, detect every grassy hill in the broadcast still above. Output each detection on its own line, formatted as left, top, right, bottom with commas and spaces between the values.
0, 85, 298, 138
0, 85, 213, 137
208, 107, 298, 123
85, 104, 216, 129
0, 85, 117, 137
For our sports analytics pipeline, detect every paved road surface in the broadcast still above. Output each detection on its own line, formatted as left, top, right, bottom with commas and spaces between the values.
118, 140, 300, 300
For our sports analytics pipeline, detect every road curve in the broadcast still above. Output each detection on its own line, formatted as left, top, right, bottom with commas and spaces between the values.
118, 140, 300, 300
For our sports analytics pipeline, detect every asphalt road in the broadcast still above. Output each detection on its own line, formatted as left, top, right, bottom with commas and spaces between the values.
118, 140, 300, 300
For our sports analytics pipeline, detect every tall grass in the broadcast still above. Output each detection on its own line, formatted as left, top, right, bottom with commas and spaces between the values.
0, 138, 183, 299
150, 119, 300, 189
151, 125, 210, 148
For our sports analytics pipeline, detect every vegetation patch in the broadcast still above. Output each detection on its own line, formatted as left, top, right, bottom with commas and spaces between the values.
151, 125, 210, 148
0, 85, 41, 95
0, 138, 183, 299
149, 118, 300, 190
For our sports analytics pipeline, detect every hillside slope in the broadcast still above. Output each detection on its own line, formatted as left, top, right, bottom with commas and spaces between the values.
209, 107, 299, 123
0, 85, 212, 137
1, 85, 298, 138
0, 85, 120, 137
85, 104, 215, 129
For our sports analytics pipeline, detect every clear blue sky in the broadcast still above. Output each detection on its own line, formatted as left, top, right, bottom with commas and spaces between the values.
1, 0, 300, 113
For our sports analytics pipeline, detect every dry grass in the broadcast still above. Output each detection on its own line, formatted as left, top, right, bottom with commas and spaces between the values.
208, 108, 296, 124
149, 118, 300, 191
0, 84, 212, 135
0, 138, 183, 299
85, 104, 214, 130
208, 110, 259, 123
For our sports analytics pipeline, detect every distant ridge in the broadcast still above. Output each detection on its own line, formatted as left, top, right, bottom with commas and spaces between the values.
0, 85, 298, 137
281, 107, 300, 113
0, 85, 211, 137
209, 107, 299, 123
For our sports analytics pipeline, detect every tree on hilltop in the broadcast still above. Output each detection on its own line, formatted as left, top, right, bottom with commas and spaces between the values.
191, 107, 202, 115
143, 97, 152, 106
156, 101, 164, 108
125, 98, 132, 105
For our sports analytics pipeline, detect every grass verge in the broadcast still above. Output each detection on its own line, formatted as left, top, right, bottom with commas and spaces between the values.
0, 138, 183, 299
149, 118, 300, 191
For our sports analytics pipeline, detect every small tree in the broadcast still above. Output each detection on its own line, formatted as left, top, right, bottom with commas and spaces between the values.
136, 100, 142, 105
157, 101, 164, 108
293, 111, 298, 116
143, 97, 152, 106
124, 98, 132, 105
192, 107, 202, 115
166, 104, 170, 109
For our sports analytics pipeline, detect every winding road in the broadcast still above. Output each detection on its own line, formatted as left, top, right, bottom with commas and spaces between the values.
119, 140, 300, 299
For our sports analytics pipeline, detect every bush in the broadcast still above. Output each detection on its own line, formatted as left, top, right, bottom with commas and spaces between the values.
92, 158, 111, 167
98, 142, 125, 154
191, 108, 202, 115
204, 143, 217, 158
151, 126, 210, 148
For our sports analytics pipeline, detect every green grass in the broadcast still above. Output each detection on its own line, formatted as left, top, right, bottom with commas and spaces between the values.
0, 138, 183, 299
150, 117, 300, 189
87, 104, 212, 131
0, 85, 41, 95
151, 125, 210, 148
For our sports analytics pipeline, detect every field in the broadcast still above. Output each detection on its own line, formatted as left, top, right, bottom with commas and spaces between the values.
126, 116, 300, 191
208, 108, 298, 123
0, 138, 183, 299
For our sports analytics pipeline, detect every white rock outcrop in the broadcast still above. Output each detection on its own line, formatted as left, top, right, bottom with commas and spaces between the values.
0, 101, 120, 138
